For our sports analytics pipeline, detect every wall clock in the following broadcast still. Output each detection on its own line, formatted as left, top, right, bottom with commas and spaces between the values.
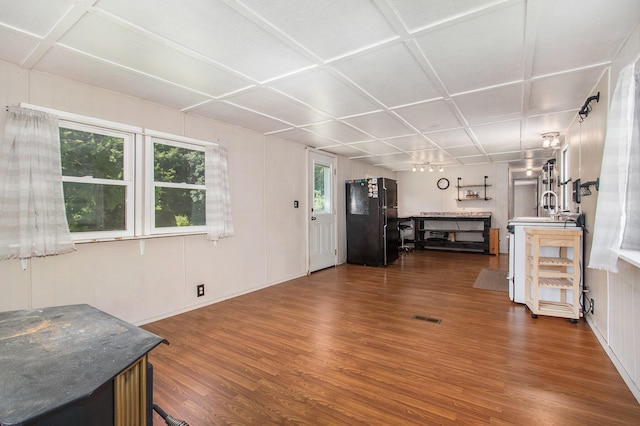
437, 178, 449, 190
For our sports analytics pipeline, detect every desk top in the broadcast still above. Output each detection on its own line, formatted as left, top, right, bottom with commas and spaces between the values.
414, 212, 492, 219
0, 304, 167, 425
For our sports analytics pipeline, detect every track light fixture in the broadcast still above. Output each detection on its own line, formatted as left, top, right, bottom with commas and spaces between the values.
411, 162, 443, 173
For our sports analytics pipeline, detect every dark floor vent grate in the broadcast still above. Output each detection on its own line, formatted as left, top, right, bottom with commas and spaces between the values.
412, 315, 442, 324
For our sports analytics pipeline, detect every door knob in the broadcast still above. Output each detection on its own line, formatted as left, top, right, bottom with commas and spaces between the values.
311, 216, 317, 221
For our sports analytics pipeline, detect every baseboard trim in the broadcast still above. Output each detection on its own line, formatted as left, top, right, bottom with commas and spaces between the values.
585, 315, 640, 404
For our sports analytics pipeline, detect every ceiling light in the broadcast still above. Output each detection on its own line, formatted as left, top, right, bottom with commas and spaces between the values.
542, 132, 560, 149
429, 165, 434, 172
526, 169, 532, 176
439, 166, 444, 172
419, 165, 425, 172
412, 165, 417, 172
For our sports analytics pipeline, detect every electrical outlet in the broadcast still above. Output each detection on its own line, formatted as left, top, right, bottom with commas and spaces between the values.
197, 284, 205, 297
590, 298, 594, 315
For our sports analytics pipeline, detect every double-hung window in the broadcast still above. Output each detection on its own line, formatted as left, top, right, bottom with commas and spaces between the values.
146, 136, 207, 235
59, 121, 135, 239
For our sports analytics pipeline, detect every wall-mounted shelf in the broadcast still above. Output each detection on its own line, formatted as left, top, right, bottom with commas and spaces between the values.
456, 176, 491, 201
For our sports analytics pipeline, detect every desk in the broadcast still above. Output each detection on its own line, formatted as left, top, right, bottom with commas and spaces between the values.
410, 212, 492, 254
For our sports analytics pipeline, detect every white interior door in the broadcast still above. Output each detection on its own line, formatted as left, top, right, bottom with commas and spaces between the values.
309, 150, 336, 272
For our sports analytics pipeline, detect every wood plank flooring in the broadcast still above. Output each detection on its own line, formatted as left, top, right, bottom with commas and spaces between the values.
143, 251, 640, 425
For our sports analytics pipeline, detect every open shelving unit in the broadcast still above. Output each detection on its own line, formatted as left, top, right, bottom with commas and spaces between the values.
411, 214, 491, 254
524, 227, 582, 321
456, 176, 491, 201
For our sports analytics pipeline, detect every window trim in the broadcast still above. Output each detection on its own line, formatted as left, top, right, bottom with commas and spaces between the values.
59, 120, 136, 241
22, 103, 220, 243
145, 135, 207, 236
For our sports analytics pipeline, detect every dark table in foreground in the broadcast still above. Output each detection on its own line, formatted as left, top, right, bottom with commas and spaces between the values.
0, 304, 166, 426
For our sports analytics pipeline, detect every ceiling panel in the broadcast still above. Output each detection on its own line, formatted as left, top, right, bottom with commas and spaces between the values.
488, 152, 522, 162
35, 47, 209, 110
272, 69, 381, 118
96, 0, 314, 82
60, 13, 254, 98
238, 0, 398, 61
528, 68, 606, 115
343, 111, 412, 139
226, 87, 331, 126
425, 129, 475, 148
458, 156, 490, 165
335, 42, 441, 108
269, 128, 336, 149
414, 2, 526, 94
383, 135, 437, 151
389, 0, 503, 32
318, 144, 367, 157
0, 28, 40, 65
409, 149, 452, 164
453, 84, 523, 125
0, 0, 74, 37
471, 120, 521, 147
346, 140, 403, 155
392, 99, 462, 133
444, 145, 484, 157
304, 121, 371, 143
531, 0, 640, 76
193, 101, 291, 134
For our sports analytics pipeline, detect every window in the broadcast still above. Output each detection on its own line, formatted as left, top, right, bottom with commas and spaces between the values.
148, 138, 206, 234
20, 103, 228, 242
60, 122, 134, 239
560, 145, 570, 210
313, 163, 332, 214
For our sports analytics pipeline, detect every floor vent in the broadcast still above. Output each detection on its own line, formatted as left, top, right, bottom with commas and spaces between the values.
412, 315, 442, 324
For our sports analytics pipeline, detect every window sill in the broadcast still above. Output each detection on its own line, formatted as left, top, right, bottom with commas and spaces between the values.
73, 232, 207, 244
619, 249, 640, 269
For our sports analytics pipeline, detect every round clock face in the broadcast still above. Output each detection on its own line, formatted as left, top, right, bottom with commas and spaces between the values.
437, 178, 449, 190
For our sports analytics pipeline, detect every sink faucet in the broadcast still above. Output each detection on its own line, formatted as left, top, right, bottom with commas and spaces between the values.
540, 190, 558, 217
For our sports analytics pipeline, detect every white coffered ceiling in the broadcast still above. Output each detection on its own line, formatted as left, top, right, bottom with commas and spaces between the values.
1, 0, 638, 171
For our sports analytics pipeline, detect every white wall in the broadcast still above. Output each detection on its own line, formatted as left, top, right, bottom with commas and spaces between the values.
0, 62, 390, 325
397, 163, 510, 253
565, 22, 640, 401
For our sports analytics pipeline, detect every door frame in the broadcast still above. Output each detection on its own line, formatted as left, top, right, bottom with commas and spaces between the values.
306, 148, 337, 274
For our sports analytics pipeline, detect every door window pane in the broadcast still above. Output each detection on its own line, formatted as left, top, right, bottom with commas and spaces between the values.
314, 163, 331, 214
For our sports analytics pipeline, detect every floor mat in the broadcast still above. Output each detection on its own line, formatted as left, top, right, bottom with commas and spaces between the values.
472, 268, 508, 292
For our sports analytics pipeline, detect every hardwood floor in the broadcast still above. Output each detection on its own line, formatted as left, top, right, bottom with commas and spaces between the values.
143, 251, 640, 425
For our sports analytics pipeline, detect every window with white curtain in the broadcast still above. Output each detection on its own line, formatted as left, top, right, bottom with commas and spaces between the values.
14, 105, 234, 243
59, 122, 135, 239
147, 137, 207, 234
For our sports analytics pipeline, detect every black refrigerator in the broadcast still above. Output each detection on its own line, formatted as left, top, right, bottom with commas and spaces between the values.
346, 178, 399, 266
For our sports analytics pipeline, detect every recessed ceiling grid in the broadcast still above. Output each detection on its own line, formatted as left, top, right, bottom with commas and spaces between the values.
0, 0, 638, 171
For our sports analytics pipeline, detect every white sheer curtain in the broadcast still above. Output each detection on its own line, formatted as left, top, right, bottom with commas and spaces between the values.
589, 59, 640, 272
205, 145, 234, 243
0, 106, 75, 260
